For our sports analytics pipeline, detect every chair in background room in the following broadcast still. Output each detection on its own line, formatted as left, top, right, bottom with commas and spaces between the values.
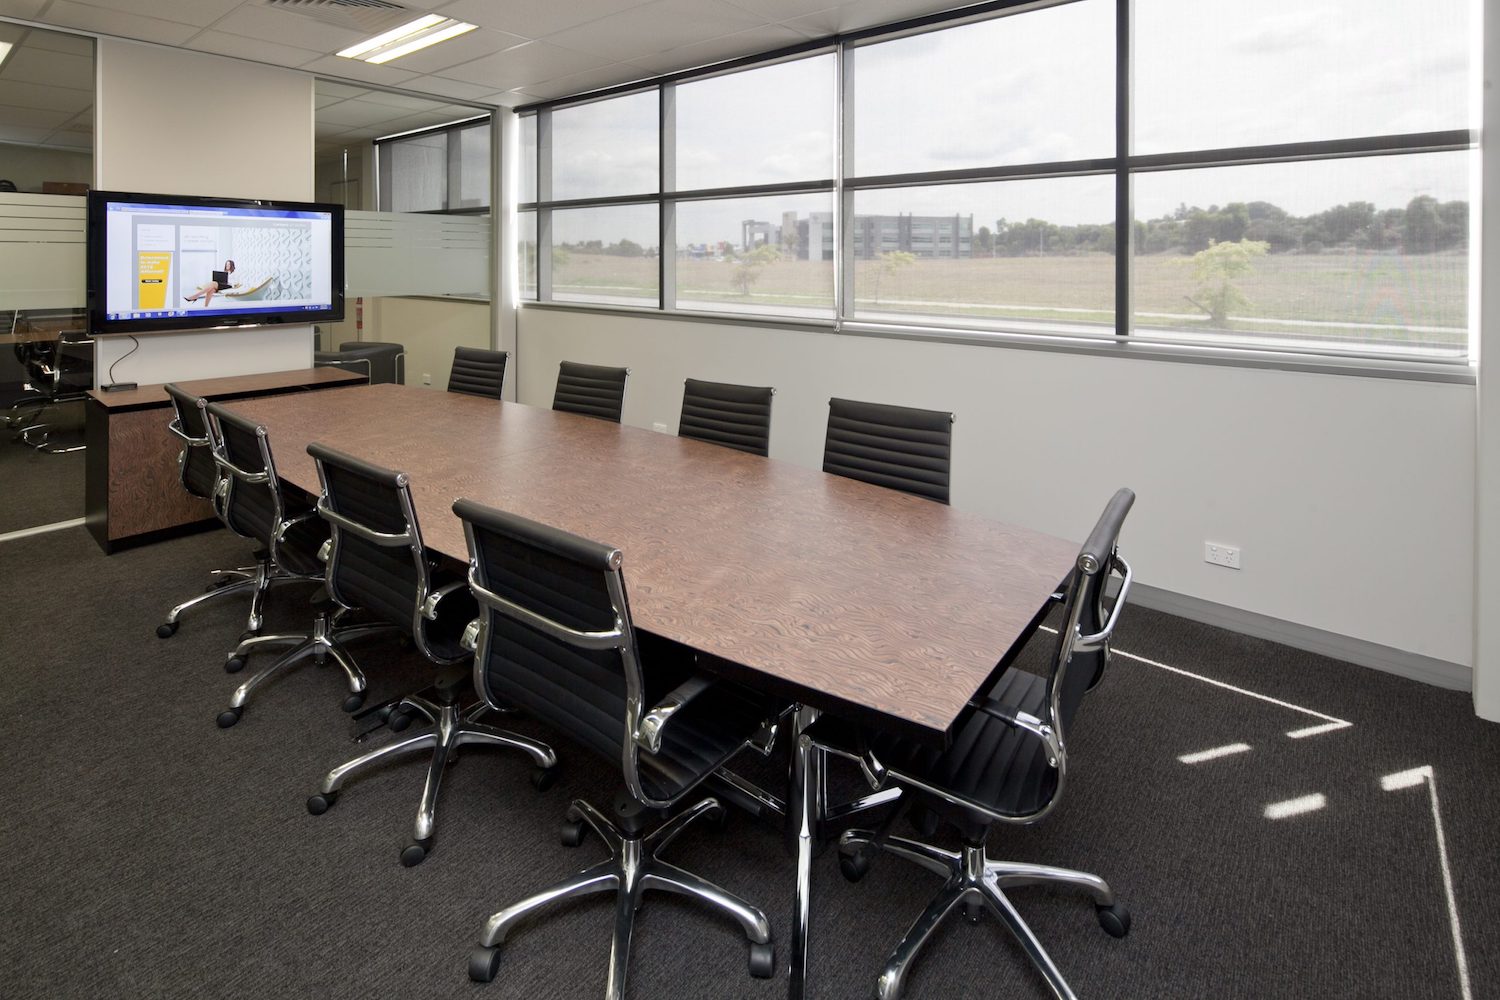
155, 385, 274, 639
447, 347, 508, 400
823, 397, 954, 504
453, 499, 783, 996
314, 341, 404, 384
10, 328, 93, 453
301, 445, 557, 866
552, 361, 628, 422
677, 378, 774, 456
811, 488, 1137, 1000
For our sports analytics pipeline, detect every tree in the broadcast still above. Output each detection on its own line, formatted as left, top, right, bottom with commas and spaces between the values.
731, 243, 781, 297
1404, 195, 1440, 254
1180, 238, 1269, 326
611, 238, 644, 257
975, 225, 994, 256
869, 250, 915, 304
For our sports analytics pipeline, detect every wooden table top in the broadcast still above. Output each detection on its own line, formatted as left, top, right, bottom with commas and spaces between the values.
88, 366, 365, 411
226, 384, 1080, 743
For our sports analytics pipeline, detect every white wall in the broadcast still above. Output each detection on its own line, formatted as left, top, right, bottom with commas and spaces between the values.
92, 39, 315, 386
518, 308, 1476, 671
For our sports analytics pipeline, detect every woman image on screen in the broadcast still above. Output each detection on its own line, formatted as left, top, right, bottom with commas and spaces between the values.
184, 259, 236, 307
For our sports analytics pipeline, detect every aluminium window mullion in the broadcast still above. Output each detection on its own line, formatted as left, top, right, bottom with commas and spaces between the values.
660, 83, 674, 312
1115, 0, 1131, 338
837, 39, 854, 323
537, 109, 553, 302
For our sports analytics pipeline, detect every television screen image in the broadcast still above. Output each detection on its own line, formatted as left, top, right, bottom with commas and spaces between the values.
87, 191, 344, 335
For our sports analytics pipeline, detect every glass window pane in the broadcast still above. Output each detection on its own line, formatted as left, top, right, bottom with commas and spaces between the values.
674, 194, 834, 319
382, 134, 447, 212
519, 114, 538, 203
551, 204, 658, 306
457, 123, 490, 209
1128, 154, 1470, 358
1135, 0, 1474, 154
676, 55, 835, 190
851, 178, 1115, 333
551, 92, 658, 200
519, 210, 537, 299
1131, 151, 1470, 358
851, 1, 1114, 176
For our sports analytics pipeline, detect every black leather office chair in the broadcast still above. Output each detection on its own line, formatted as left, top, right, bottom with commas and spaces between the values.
12, 329, 92, 453
553, 361, 628, 422
823, 397, 954, 504
448, 347, 508, 399
811, 489, 1136, 1000
301, 446, 556, 866
156, 385, 278, 639
678, 378, 774, 456
203, 405, 364, 729
453, 498, 782, 997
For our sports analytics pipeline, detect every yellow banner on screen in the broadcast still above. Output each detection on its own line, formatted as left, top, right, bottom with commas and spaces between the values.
136, 251, 172, 310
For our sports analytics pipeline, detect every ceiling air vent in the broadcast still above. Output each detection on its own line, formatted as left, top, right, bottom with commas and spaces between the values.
262, 0, 416, 34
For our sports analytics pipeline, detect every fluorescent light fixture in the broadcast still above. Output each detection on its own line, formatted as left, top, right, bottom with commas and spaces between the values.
336, 15, 476, 65
0, 42, 13, 71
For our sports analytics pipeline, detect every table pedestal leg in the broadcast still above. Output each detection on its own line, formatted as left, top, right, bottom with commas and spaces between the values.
787, 704, 824, 999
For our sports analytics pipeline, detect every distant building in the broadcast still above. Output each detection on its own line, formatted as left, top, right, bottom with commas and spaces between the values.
727, 212, 974, 260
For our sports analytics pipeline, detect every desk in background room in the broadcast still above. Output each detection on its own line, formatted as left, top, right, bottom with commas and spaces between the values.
84, 367, 365, 553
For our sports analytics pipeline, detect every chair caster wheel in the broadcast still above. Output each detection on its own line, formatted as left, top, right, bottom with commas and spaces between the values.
342, 691, 366, 714
838, 845, 870, 883
388, 708, 413, 732
469, 945, 501, 983
307, 792, 338, 815
157, 621, 178, 639
216, 707, 242, 729
400, 839, 430, 867
225, 655, 246, 674
748, 941, 775, 979
963, 900, 984, 924
560, 819, 587, 847
529, 765, 558, 792
1097, 902, 1130, 938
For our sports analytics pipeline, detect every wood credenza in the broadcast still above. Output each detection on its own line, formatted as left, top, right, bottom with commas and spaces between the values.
84, 367, 365, 553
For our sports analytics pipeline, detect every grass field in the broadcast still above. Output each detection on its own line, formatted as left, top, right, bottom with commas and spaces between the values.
548, 251, 1469, 348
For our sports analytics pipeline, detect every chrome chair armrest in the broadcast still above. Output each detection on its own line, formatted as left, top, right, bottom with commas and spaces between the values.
1073, 554, 1132, 653
634, 675, 712, 754
967, 699, 1064, 769
460, 617, 482, 653
422, 580, 469, 621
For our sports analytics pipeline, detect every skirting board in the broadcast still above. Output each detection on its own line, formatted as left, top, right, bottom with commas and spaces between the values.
1131, 583, 1472, 692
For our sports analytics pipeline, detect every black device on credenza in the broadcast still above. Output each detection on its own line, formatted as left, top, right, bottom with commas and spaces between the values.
86, 190, 344, 337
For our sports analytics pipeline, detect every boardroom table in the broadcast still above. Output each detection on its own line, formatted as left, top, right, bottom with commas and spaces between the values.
224, 383, 1079, 999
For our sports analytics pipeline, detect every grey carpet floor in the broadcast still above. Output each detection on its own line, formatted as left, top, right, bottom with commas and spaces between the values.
1, 525, 1496, 999
1, 398, 85, 534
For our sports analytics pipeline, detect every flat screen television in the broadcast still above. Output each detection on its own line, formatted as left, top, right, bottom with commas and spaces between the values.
87, 190, 344, 336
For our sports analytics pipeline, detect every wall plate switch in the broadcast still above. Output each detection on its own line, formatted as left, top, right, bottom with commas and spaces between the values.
651, 422, 670, 434
421, 373, 432, 385
1204, 542, 1241, 569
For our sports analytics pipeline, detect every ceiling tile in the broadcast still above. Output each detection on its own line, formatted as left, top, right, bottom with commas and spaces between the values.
721, 0, 842, 19
782, 0, 965, 37
65, 0, 243, 29
433, 0, 651, 39
315, 98, 416, 128
363, 27, 527, 76
355, 90, 459, 113
0, 1, 49, 21
432, 40, 607, 89
186, 29, 324, 69
44, 131, 93, 149
516, 62, 651, 102
543, 0, 766, 59
212, 5, 370, 52
0, 47, 93, 89
316, 81, 370, 101
625, 22, 808, 76
301, 54, 419, 87
0, 103, 71, 128
479, 91, 532, 108
17, 27, 94, 56
31, 0, 199, 46
0, 124, 54, 144
404, 75, 501, 103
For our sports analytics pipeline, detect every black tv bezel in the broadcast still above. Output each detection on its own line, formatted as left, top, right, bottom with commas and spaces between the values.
86, 189, 345, 337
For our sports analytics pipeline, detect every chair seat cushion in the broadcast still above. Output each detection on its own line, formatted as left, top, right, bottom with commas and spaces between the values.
637, 678, 783, 804
867, 668, 1059, 842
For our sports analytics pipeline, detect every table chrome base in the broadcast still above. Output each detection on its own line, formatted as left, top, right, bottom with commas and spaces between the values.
309, 697, 555, 866
470, 796, 774, 1000
840, 829, 1124, 1000
217, 611, 393, 726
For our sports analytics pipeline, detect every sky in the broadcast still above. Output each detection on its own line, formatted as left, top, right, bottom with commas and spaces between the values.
527, 0, 1476, 250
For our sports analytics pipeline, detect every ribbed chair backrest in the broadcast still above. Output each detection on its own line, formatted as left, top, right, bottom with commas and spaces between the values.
678, 378, 774, 456
1046, 488, 1135, 740
205, 403, 279, 549
553, 361, 629, 422
448, 347, 508, 400
164, 383, 219, 501
823, 397, 954, 504
308, 443, 426, 638
455, 498, 663, 805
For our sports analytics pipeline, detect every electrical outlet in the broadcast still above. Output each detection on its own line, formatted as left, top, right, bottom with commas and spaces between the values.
421, 373, 432, 385
1204, 542, 1241, 569
651, 422, 670, 434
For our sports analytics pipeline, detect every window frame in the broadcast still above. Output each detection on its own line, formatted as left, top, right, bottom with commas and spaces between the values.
376, 114, 494, 215
514, 0, 1479, 379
